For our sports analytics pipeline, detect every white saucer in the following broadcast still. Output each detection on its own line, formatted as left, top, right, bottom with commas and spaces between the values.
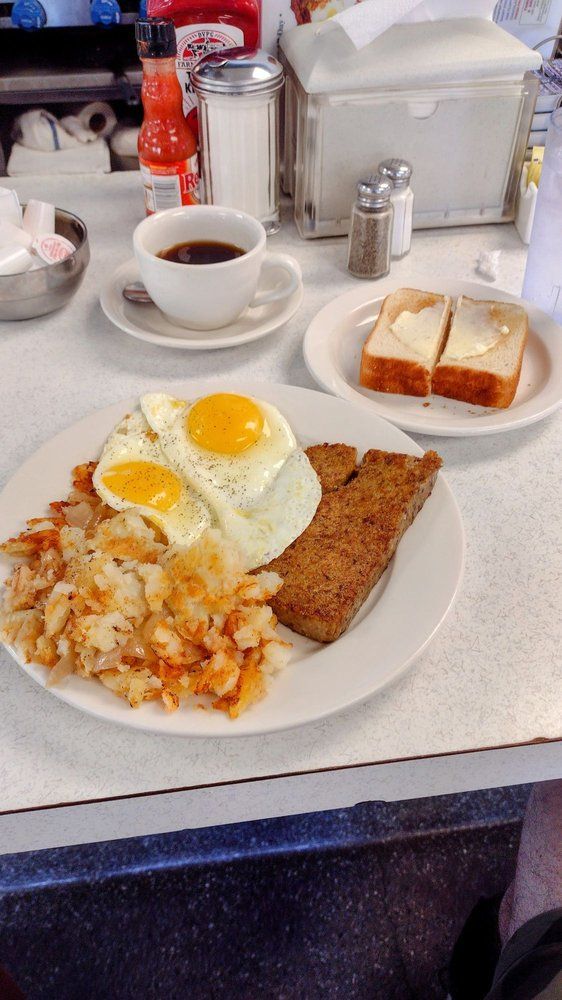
100, 257, 304, 350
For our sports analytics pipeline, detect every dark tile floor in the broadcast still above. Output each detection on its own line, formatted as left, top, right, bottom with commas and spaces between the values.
0, 785, 530, 1000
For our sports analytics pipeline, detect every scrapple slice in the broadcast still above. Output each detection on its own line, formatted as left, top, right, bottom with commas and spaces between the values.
304, 443, 357, 492
266, 446, 442, 642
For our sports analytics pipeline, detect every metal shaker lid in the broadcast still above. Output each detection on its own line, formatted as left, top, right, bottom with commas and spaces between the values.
192, 47, 284, 96
378, 158, 413, 188
356, 175, 393, 209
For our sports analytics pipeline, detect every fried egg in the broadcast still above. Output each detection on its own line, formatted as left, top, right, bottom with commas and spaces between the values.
140, 392, 321, 569
141, 392, 297, 509
93, 410, 211, 547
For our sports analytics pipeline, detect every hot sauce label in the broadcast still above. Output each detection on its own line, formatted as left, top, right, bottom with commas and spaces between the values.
140, 155, 200, 214
175, 23, 244, 119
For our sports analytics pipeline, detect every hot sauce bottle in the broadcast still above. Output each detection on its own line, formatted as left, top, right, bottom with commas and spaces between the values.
136, 17, 200, 215
146, 0, 261, 133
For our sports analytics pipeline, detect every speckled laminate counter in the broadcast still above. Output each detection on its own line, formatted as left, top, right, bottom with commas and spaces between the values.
0, 174, 560, 855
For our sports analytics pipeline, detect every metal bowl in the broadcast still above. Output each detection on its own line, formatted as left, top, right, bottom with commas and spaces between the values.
0, 206, 90, 321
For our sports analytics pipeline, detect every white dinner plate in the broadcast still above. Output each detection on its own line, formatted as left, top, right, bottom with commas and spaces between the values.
304, 277, 562, 436
0, 381, 464, 737
100, 258, 303, 350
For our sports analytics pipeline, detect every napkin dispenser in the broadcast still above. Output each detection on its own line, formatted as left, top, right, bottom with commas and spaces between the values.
280, 18, 541, 238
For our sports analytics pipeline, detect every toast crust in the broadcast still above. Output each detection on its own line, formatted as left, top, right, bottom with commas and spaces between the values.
360, 354, 432, 396
266, 446, 442, 643
431, 362, 522, 408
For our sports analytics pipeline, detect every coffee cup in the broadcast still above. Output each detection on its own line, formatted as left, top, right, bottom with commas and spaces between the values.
133, 205, 301, 330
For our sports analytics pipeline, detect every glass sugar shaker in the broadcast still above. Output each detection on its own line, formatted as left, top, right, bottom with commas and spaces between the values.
192, 47, 284, 235
347, 176, 393, 280
378, 158, 414, 259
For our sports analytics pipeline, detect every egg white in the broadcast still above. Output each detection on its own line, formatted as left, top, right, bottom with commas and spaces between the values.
140, 393, 322, 569
217, 448, 322, 569
93, 410, 211, 547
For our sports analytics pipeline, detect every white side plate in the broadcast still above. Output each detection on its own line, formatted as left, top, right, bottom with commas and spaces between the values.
304, 278, 562, 436
0, 381, 464, 737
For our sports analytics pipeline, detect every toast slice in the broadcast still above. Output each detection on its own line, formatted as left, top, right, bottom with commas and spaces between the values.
432, 295, 528, 408
360, 288, 452, 397
266, 445, 442, 643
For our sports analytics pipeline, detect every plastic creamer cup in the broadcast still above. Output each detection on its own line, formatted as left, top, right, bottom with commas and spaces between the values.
0, 217, 74, 273
33, 233, 75, 264
23, 199, 56, 238
0, 244, 33, 275
0, 219, 33, 250
0, 188, 23, 228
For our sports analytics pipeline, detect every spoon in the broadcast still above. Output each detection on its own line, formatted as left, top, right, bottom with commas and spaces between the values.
123, 281, 153, 304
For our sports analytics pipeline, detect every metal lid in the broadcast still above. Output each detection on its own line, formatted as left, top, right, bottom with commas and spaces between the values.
135, 17, 176, 60
356, 175, 393, 209
378, 158, 413, 188
192, 47, 284, 96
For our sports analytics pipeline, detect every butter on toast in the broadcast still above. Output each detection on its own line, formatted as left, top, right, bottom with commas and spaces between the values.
360, 288, 452, 397
266, 445, 442, 643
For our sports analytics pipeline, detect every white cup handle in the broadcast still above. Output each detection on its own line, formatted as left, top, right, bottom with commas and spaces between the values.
249, 252, 302, 308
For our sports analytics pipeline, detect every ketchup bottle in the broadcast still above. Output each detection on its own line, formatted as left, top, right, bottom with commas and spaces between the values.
136, 17, 199, 215
146, 0, 260, 134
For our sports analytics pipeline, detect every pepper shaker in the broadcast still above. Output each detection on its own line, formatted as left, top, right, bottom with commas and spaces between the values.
378, 159, 414, 259
347, 176, 393, 280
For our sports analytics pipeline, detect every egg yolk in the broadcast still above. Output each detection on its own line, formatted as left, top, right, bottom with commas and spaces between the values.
102, 461, 181, 512
187, 394, 265, 455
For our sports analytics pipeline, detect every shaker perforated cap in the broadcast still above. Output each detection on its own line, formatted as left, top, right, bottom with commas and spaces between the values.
356, 175, 393, 209
135, 17, 177, 60
192, 47, 284, 96
378, 158, 413, 188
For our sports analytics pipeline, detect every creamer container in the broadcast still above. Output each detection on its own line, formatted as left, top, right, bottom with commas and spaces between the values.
136, 17, 199, 215
147, 0, 261, 133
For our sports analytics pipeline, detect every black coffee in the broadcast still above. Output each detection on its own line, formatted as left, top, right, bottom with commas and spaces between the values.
158, 240, 246, 265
